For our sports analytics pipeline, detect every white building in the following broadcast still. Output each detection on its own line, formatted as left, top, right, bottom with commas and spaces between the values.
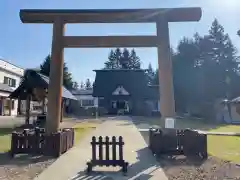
0, 58, 24, 116
71, 89, 98, 108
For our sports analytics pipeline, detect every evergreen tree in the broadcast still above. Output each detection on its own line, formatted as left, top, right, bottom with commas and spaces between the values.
72, 82, 79, 90
129, 49, 141, 69
63, 65, 74, 90
80, 81, 85, 89
40, 55, 51, 76
39, 54, 76, 90
104, 50, 117, 69
146, 63, 155, 84
153, 19, 240, 115
173, 38, 200, 112
120, 48, 130, 69
85, 78, 92, 89
115, 48, 122, 68
104, 48, 141, 70
200, 19, 239, 101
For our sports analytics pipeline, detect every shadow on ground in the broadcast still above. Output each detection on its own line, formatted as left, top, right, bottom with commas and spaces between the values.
158, 155, 207, 167
72, 147, 162, 180
121, 147, 161, 179
71, 171, 117, 180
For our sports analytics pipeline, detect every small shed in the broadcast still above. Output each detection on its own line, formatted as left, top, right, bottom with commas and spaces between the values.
228, 97, 240, 124
219, 98, 240, 124
0, 83, 14, 116
9, 69, 77, 123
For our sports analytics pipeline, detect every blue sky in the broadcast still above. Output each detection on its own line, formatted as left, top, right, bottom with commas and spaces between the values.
0, 0, 240, 84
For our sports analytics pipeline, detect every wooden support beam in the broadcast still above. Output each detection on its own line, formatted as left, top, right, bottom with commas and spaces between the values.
26, 95, 31, 124
8, 99, 12, 116
157, 17, 175, 118
42, 98, 45, 115
20, 8, 202, 23
64, 36, 158, 48
1, 98, 5, 116
46, 19, 65, 134
17, 98, 22, 115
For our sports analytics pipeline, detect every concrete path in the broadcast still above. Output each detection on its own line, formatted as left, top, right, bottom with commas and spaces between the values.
197, 130, 240, 136
34, 116, 168, 180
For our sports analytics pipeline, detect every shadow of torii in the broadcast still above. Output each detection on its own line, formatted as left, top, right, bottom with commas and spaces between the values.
70, 147, 164, 180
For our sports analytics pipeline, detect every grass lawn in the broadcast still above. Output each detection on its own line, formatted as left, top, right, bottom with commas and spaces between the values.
73, 122, 97, 144
0, 127, 13, 152
132, 116, 218, 130
207, 125, 240, 163
208, 135, 240, 163
133, 116, 240, 132
209, 125, 240, 133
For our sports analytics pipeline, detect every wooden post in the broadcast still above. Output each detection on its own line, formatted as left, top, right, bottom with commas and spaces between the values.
8, 99, 12, 116
26, 95, 31, 124
94, 98, 98, 119
112, 136, 116, 161
46, 19, 65, 134
17, 97, 22, 115
42, 98, 45, 115
1, 97, 5, 116
156, 17, 175, 118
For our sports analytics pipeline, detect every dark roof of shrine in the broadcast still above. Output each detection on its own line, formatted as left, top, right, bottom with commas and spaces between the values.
9, 69, 77, 100
93, 69, 159, 99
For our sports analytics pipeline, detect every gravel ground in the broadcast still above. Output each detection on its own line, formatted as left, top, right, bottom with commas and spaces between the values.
139, 129, 240, 180
0, 154, 55, 180
0, 116, 100, 180
159, 155, 240, 180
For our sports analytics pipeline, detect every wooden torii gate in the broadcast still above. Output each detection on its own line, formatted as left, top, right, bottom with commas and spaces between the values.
20, 8, 202, 133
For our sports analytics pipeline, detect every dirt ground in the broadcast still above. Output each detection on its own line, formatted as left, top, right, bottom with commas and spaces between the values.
0, 154, 55, 180
159, 155, 240, 180
137, 121, 240, 180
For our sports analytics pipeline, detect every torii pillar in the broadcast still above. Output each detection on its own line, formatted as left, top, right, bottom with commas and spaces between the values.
19, 8, 202, 133
157, 17, 175, 118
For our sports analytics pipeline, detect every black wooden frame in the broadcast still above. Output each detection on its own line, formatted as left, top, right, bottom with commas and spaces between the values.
87, 136, 129, 175
149, 128, 208, 159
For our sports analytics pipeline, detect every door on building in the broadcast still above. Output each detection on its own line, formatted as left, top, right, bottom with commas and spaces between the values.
110, 100, 130, 115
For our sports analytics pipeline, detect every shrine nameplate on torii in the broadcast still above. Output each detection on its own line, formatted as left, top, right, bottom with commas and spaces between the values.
20, 8, 202, 133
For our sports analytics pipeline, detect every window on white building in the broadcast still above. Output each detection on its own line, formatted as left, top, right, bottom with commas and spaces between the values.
4, 76, 16, 87
81, 100, 94, 107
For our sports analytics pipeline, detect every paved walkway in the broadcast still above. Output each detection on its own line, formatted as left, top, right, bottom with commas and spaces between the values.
34, 116, 168, 180
197, 130, 240, 136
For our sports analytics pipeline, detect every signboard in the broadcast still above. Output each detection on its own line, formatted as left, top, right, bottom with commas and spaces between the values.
94, 98, 98, 107
165, 118, 175, 129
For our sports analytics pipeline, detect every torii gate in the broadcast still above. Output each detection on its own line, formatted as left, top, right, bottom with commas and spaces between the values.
20, 8, 202, 133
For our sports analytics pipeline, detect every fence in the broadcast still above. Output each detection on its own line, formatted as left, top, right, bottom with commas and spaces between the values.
87, 136, 129, 174
10, 128, 74, 158
149, 128, 208, 159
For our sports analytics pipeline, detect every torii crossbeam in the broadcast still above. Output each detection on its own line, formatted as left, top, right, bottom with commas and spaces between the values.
20, 8, 202, 133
